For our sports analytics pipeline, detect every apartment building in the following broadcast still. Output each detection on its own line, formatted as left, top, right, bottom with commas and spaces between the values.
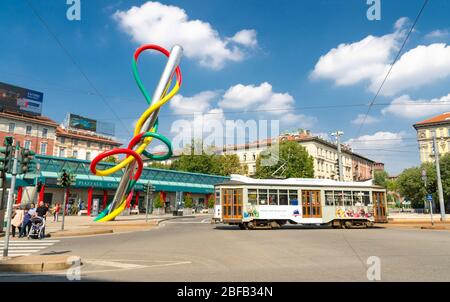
0, 110, 57, 155
413, 112, 450, 163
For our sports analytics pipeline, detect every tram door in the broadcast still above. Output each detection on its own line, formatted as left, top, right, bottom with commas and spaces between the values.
301, 190, 322, 218
373, 192, 387, 222
222, 189, 243, 220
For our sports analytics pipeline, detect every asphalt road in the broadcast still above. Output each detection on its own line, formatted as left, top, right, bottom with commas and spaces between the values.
1, 215, 450, 282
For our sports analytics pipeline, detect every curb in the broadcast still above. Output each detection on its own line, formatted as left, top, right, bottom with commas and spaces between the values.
0, 255, 81, 272
50, 229, 113, 237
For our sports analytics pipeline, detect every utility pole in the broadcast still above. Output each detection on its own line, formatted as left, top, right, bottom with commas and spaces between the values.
432, 131, 446, 222
332, 131, 344, 181
422, 169, 434, 226
3, 143, 20, 257
145, 182, 151, 223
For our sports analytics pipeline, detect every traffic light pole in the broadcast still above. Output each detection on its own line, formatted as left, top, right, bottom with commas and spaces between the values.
3, 144, 20, 257
61, 187, 68, 231
432, 133, 446, 222
145, 182, 151, 223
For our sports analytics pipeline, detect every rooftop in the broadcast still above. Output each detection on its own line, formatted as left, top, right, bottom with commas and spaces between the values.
414, 112, 450, 128
0, 110, 58, 127
56, 126, 122, 146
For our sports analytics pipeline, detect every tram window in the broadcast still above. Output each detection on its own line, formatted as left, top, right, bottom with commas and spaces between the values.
258, 189, 268, 205
248, 189, 257, 205
279, 190, 288, 205
289, 190, 298, 205
362, 191, 371, 205
334, 191, 344, 206
215, 190, 221, 205
353, 191, 363, 206
269, 190, 278, 205
344, 191, 352, 206
325, 191, 334, 206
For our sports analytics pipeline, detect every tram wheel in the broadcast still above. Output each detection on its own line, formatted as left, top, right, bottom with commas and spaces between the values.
247, 221, 255, 230
270, 221, 280, 229
238, 223, 248, 230
344, 221, 353, 229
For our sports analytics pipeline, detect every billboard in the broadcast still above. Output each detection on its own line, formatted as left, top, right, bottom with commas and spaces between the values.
67, 113, 115, 136
68, 113, 97, 132
0, 82, 43, 116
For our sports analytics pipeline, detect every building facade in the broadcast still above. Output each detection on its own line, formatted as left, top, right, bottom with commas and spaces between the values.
0, 111, 57, 155
54, 126, 122, 161
413, 112, 450, 163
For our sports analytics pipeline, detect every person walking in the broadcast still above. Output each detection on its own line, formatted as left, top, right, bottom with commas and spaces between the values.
28, 203, 36, 217
20, 206, 32, 238
11, 205, 24, 238
53, 202, 61, 222
36, 201, 48, 239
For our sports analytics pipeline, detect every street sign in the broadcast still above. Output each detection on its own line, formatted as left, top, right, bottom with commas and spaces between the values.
427, 194, 433, 201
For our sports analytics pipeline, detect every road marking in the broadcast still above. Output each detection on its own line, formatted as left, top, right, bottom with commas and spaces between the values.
84, 260, 146, 269
0, 239, 60, 257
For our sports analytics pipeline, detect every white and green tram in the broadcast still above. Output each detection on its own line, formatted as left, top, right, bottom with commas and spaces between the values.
213, 175, 387, 229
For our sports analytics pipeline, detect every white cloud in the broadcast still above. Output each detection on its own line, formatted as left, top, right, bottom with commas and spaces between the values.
371, 44, 450, 96
351, 114, 380, 125
425, 29, 450, 40
218, 82, 294, 112
169, 91, 218, 115
310, 23, 404, 86
346, 131, 405, 151
311, 18, 450, 96
382, 93, 450, 119
113, 1, 257, 70
229, 29, 257, 47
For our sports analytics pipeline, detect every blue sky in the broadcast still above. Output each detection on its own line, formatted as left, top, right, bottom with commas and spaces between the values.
1, 0, 450, 174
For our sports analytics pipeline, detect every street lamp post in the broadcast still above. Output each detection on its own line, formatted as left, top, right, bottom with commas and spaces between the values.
331, 131, 344, 181
432, 131, 446, 222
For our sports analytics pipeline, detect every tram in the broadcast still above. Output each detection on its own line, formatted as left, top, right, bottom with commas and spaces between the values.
213, 175, 387, 229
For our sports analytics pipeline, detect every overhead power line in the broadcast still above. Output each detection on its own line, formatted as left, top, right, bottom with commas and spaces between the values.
356, 0, 430, 137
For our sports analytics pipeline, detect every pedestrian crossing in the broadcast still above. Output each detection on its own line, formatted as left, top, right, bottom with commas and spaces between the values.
0, 239, 60, 257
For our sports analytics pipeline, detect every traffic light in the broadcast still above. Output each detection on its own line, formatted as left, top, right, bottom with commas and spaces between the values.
19, 148, 36, 174
57, 169, 74, 187
0, 137, 13, 173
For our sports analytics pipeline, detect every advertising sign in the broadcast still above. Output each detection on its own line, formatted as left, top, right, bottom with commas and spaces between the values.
97, 120, 115, 136
69, 113, 97, 132
0, 82, 43, 115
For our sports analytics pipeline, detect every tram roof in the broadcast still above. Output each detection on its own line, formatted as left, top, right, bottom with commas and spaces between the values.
216, 174, 381, 188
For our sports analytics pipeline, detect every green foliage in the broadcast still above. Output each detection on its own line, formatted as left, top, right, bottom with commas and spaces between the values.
254, 141, 314, 179
153, 193, 163, 208
147, 161, 171, 170
373, 170, 389, 188
208, 194, 215, 208
102, 156, 117, 163
184, 194, 193, 208
217, 154, 247, 176
396, 163, 436, 209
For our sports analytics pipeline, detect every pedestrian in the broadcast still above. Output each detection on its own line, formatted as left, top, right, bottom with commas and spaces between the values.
28, 203, 37, 217
11, 205, 24, 238
53, 202, 61, 222
36, 201, 48, 238
20, 205, 32, 238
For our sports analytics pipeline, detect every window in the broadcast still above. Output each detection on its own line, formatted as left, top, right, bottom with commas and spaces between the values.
289, 190, 298, 205
269, 190, 278, 205
258, 189, 267, 205
42, 128, 48, 138
215, 190, 220, 205
353, 191, 363, 206
252, 153, 256, 160
59, 148, 65, 157
362, 191, 371, 206
60, 137, 65, 144
334, 191, 343, 206
86, 152, 91, 161
8, 123, 15, 133
24, 140, 31, 150
40, 142, 47, 155
73, 139, 78, 146
325, 191, 334, 206
248, 189, 257, 205
279, 190, 288, 205
243, 154, 247, 161
344, 191, 352, 206
99, 143, 104, 150
73, 150, 78, 158
87, 141, 91, 148
26, 125, 32, 135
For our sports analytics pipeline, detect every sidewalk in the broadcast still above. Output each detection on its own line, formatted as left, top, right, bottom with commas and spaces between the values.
44, 213, 203, 237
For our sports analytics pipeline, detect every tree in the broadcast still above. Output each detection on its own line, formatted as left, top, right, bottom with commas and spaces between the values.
153, 193, 163, 208
373, 170, 389, 188
217, 154, 247, 176
207, 194, 215, 208
254, 141, 314, 179
102, 156, 117, 163
184, 194, 193, 208
170, 141, 221, 175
